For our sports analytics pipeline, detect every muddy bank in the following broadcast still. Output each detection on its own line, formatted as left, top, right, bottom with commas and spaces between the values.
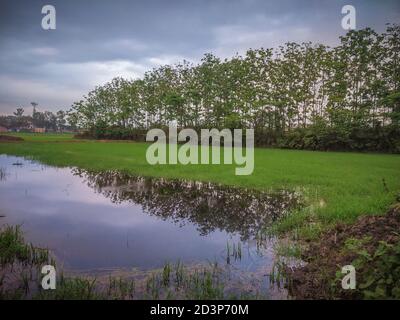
0, 135, 24, 142
287, 204, 400, 299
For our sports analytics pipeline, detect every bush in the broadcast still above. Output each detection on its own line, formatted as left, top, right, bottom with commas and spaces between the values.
75, 125, 148, 141
340, 238, 400, 299
278, 126, 400, 153
76, 124, 400, 153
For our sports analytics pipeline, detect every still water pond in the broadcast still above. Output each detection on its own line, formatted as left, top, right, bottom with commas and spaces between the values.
0, 155, 301, 291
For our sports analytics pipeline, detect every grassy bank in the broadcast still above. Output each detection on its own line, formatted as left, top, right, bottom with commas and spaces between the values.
1, 133, 400, 237
286, 204, 400, 299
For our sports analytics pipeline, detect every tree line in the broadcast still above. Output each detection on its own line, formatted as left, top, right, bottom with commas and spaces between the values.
12, 25, 400, 151
0, 103, 72, 132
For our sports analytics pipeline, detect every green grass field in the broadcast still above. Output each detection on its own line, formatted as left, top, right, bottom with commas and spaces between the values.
1, 132, 400, 237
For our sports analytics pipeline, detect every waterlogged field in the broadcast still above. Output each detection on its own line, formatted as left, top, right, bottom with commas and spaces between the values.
0, 154, 297, 298
1, 133, 400, 299
1, 133, 400, 232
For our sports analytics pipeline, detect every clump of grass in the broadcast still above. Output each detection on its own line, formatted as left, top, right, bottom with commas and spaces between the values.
270, 260, 291, 290
35, 276, 101, 300
162, 262, 171, 287
140, 261, 228, 299
106, 276, 135, 299
175, 260, 184, 288
145, 273, 160, 299
0, 225, 54, 299
0, 225, 51, 267
274, 242, 302, 259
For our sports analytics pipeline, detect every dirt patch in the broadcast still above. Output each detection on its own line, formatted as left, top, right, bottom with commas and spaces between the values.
0, 135, 24, 142
287, 204, 400, 299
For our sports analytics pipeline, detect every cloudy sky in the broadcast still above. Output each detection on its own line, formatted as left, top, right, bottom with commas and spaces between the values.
0, 0, 399, 115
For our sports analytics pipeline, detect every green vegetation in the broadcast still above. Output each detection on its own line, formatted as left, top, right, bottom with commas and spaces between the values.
274, 241, 302, 259
282, 205, 400, 299
339, 237, 400, 299
0, 225, 52, 267
36, 276, 102, 300
0, 225, 53, 299
1, 134, 400, 237
65, 25, 400, 152
0, 105, 73, 132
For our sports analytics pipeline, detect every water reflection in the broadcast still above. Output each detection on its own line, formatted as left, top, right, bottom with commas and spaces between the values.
0, 155, 302, 275
73, 169, 302, 241
0, 167, 7, 181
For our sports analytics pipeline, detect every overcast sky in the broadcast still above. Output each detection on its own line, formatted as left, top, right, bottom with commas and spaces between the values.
0, 0, 399, 115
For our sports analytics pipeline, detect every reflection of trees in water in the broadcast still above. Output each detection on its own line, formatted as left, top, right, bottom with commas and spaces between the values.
72, 169, 303, 240
0, 167, 8, 181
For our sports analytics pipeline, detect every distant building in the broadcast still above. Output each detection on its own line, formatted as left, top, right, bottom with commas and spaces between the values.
0, 126, 8, 133
33, 127, 46, 133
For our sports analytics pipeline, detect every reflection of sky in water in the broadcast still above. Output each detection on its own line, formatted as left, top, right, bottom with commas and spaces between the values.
0, 155, 273, 272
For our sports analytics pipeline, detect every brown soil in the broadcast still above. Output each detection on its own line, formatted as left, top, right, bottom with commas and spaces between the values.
0, 135, 24, 142
287, 203, 400, 299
